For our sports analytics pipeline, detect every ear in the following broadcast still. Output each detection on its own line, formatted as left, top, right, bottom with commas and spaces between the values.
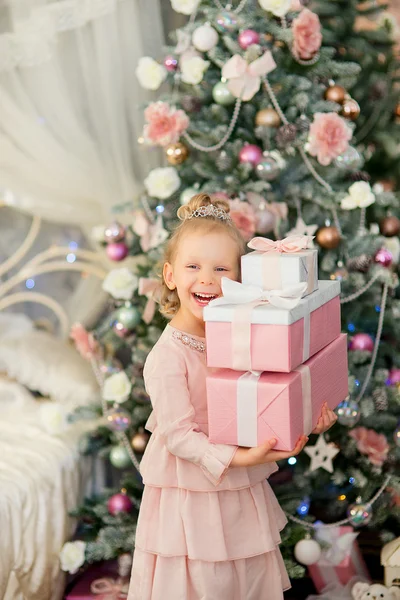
163, 262, 176, 291
352, 582, 370, 600
389, 587, 400, 600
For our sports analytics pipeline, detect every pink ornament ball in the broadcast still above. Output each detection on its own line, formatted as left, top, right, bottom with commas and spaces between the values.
238, 144, 263, 166
106, 242, 129, 261
107, 492, 133, 515
388, 369, 400, 385
164, 55, 178, 71
238, 29, 260, 50
350, 333, 374, 352
374, 247, 393, 268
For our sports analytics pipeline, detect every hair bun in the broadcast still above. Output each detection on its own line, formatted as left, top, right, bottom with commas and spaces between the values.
177, 193, 231, 221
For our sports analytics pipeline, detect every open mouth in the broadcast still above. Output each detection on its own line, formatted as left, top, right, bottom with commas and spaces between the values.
192, 292, 219, 306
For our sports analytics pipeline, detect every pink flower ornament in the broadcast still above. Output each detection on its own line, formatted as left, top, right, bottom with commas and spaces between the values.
308, 112, 352, 166
70, 323, 99, 360
292, 9, 322, 60
143, 101, 189, 147
349, 426, 389, 467
229, 199, 257, 241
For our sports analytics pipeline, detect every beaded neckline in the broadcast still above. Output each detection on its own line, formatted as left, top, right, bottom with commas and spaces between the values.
171, 329, 206, 354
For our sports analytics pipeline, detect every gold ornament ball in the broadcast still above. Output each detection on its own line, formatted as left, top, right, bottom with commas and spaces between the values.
131, 431, 150, 453
165, 142, 189, 165
255, 108, 281, 128
324, 85, 347, 104
379, 216, 400, 238
376, 179, 395, 192
341, 99, 360, 121
395, 103, 400, 118
316, 226, 341, 249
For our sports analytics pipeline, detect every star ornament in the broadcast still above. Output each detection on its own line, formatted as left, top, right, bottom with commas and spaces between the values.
304, 434, 339, 473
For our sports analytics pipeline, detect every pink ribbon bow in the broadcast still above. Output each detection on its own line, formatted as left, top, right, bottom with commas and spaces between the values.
90, 577, 129, 600
138, 277, 161, 324
132, 213, 168, 252
248, 234, 314, 254
221, 51, 276, 101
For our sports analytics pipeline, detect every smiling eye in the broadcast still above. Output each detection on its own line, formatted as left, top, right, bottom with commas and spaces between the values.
216, 267, 227, 272
187, 265, 198, 269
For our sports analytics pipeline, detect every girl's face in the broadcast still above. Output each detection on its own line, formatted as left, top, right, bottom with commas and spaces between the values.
164, 230, 240, 330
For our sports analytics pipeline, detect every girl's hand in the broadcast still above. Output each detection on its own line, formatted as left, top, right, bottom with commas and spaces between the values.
311, 402, 338, 434
231, 435, 309, 468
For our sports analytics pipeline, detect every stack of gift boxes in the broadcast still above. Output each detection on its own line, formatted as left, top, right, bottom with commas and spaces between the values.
203, 235, 349, 452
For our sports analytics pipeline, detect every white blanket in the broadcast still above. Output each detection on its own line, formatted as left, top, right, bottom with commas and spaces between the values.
0, 379, 94, 600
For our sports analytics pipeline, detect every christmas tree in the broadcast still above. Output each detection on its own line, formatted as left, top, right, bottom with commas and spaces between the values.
64, 0, 400, 581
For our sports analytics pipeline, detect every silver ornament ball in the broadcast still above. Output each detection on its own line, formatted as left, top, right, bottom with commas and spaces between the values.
116, 303, 141, 330
106, 407, 132, 432
255, 156, 280, 181
336, 399, 361, 427
347, 501, 373, 527
212, 81, 236, 105
110, 445, 131, 469
334, 146, 363, 170
215, 10, 239, 33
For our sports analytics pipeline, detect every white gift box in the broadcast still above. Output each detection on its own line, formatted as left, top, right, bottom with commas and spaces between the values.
241, 247, 318, 297
241, 235, 319, 298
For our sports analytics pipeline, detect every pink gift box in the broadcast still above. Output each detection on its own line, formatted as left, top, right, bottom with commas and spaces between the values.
206, 334, 348, 451
308, 527, 369, 593
65, 560, 127, 600
204, 280, 341, 373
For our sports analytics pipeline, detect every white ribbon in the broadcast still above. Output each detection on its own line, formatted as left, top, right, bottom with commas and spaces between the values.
236, 371, 261, 447
315, 527, 360, 567
210, 278, 308, 310
295, 364, 313, 434
210, 278, 309, 371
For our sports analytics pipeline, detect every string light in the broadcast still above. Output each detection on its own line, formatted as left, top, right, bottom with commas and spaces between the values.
25, 278, 35, 289
155, 204, 165, 214
288, 457, 297, 465
349, 477, 355, 484
69, 241, 78, 250
66, 253, 77, 263
347, 323, 356, 332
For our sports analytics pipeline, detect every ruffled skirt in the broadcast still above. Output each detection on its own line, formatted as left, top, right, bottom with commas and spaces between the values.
128, 480, 290, 599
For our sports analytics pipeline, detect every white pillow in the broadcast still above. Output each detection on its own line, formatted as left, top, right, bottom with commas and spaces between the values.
0, 330, 100, 406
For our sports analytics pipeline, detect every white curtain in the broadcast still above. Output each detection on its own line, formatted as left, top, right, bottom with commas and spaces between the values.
0, 0, 164, 226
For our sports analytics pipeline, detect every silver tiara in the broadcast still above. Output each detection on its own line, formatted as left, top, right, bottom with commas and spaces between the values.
186, 205, 231, 221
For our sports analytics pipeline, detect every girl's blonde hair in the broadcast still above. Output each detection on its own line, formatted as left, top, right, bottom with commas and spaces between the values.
159, 193, 245, 318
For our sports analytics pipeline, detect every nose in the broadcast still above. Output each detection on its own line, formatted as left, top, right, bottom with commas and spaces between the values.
199, 268, 215, 285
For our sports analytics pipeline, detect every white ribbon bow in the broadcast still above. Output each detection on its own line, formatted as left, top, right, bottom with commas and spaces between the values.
315, 528, 359, 567
221, 51, 276, 101
210, 277, 307, 310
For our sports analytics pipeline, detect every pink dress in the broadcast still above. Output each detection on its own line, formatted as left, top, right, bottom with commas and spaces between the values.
128, 325, 290, 600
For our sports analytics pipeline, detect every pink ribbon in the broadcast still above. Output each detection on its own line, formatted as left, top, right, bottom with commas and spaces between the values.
247, 235, 316, 292
248, 234, 314, 254
132, 213, 168, 252
138, 277, 161, 324
221, 51, 276, 101
90, 577, 129, 600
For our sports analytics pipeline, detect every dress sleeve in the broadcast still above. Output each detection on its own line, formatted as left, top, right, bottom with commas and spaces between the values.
144, 345, 237, 486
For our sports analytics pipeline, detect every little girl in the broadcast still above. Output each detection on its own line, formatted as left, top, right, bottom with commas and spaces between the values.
128, 193, 337, 600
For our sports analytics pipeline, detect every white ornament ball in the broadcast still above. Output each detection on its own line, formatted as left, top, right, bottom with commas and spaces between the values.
180, 187, 199, 205
294, 538, 322, 566
192, 25, 219, 52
